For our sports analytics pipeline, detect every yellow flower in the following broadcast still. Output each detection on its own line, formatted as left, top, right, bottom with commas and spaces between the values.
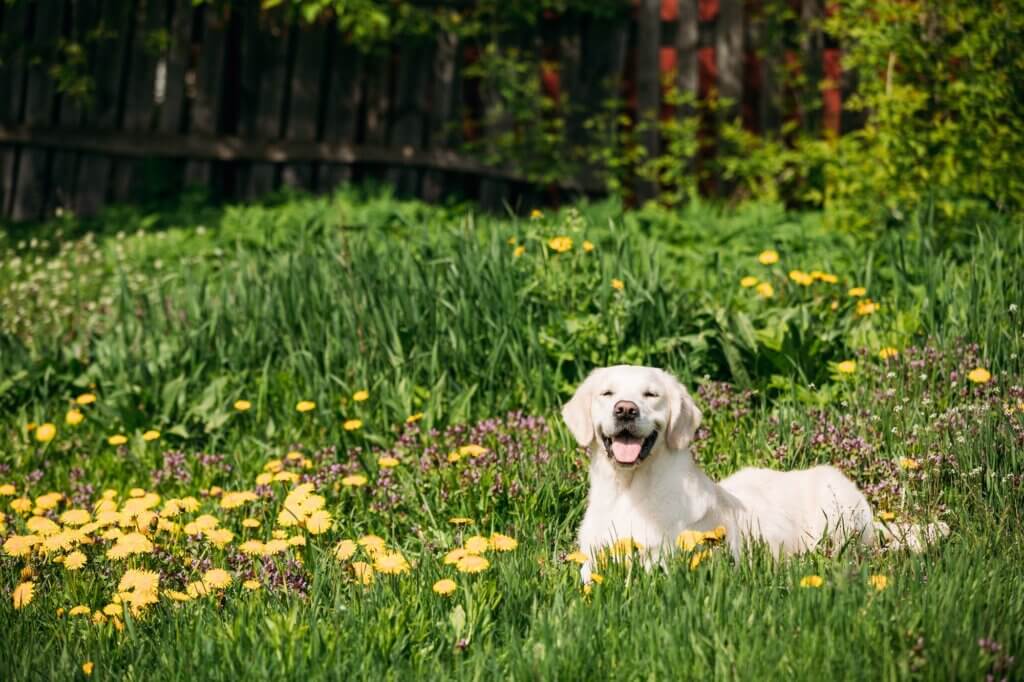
352, 561, 374, 585
0, 484, 15, 496
755, 282, 774, 299
203, 568, 232, 589
107, 434, 127, 446
967, 367, 991, 384
458, 444, 487, 458
220, 491, 258, 510
373, 551, 411, 575
242, 518, 260, 528
378, 456, 399, 468
878, 347, 899, 360
433, 578, 457, 596
836, 360, 857, 375
243, 579, 260, 591
105, 532, 154, 559
530, 209, 544, 220
447, 452, 462, 463
305, 509, 333, 535
64, 550, 87, 570
334, 539, 357, 561
65, 409, 84, 426
547, 236, 573, 253
406, 413, 424, 423
513, 245, 525, 258
869, 574, 889, 591
848, 286, 867, 297
815, 272, 839, 284
789, 270, 814, 286
898, 457, 919, 470
164, 589, 192, 602
799, 575, 824, 588
489, 533, 518, 552
611, 278, 625, 290
878, 511, 895, 521
758, 249, 779, 265
676, 530, 705, 552
564, 550, 589, 564
11, 497, 32, 514
296, 400, 316, 412
341, 474, 367, 487
740, 276, 759, 288
35, 423, 56, 443
75, 393, 97, 405
856, 299, 878, 316
142, 430, 160, 442
343, 419, 363, 431
444, 547, 468, 565
582, 240, 595, 252
353, 390, 369, 402
83, 662, 94, 676
234, 400, 252, 411
455, 555, 490, 574
13, 580, 34, 608
4, 534, 39, 557
464, 536, 490, 554
689, 549, 711, 570
448, 517, 473, 526
69, 605, 90, 616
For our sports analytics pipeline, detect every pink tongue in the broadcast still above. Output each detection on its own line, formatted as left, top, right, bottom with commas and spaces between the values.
611, 438, 642, 464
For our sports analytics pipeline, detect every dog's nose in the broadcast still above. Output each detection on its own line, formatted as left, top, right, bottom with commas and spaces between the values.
614, 400, 639, 420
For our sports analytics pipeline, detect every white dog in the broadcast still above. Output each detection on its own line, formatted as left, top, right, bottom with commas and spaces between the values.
563, 365, 942, 582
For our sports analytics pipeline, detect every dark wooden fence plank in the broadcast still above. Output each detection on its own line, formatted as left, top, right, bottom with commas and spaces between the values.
421, 31, 458, 202
184, 3, 229, 189
0, 2, 29, 217
74, 0, 133, 216
319, 32, 363, 193
388, 40, 432, 196
800, 0, 823, 133
281, 17, 328, 190
716, 0, 743, 116
158, 1, 192, 135
11, 0, 65, 221
635, 0, 662, 202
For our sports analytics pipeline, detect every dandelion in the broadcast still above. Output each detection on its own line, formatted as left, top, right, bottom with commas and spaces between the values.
878, 347, 899, 360
489, 533, 518, 551
343, 419, 363, 431
758, 250, 779, 265
458, 444, 487, 458
334, 539, 357, 561
296, 401, 316, 412
676, 530, 705, 552
967, 367, 991, 384
35, 423, 56, 443
358, 535, 386, 555
611, 279, 625, 290
341, 474, 367, 487
433, 579, 457, 596
3, 535, 38, 558
837, 360, 857, 375
869, 575, 889, 591
107, 434, 127, 446
406, 413, 424, 423
564, 551, 588, 564
799, 575, 824, 588
233, 400, 252, 411
75, 393, 97, 405
582, 240, 595, 252
455, 555, 490, 574
740, 276, 759, 288
464, 536, 490, 554
856, 299, 878, 316
373, 552, 411, 575
305, 509, 333, 535
530, 209, 544, 220
65, 409, 84, 426
242, 518, 260, 528
353, 390, 369, 402
0, 484, 15, 496
64, 550, 87, 570
378, 456, 399, 468
814, 272, 839, 284
689, 550, 711, 570
142, 430, 161, 442
755, 282, 774, 299
352, 561, 374, 585
547, 236, 573, 253
444, 548, 468, 565
243, 580, 260, 591
83, 662, 94, 676
513, 245, 525, 258
13, 580, 34, 608
61, 509, 90, 525
69, 605, 90, 616
448, 517, 473, 526
848, 287, 867, 297
898, 457, 920, 470
447, 452, 462, 463
106, 532, 153, 559
203, 568, 232, 589
789, 270, 814, 286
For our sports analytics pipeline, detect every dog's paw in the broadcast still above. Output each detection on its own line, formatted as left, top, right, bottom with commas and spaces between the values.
580, 562, 593, 585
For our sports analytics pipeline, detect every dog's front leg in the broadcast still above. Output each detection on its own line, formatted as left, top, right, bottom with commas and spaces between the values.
580, 560, 593, 584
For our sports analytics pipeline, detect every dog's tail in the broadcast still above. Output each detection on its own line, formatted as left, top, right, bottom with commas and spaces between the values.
874, 520, 950, 552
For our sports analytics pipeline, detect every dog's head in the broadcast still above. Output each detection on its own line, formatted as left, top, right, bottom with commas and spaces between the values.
562, 365, 702, 468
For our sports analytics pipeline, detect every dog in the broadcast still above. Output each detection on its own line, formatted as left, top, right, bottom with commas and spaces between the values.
563, 365, 944, 582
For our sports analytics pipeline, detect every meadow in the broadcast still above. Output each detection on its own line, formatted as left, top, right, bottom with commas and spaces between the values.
0, 188, 1021, 680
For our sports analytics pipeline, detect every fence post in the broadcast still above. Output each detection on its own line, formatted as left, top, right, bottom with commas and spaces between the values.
635, 0, 662, 203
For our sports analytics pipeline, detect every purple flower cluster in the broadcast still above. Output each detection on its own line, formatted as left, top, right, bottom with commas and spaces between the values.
151, 450, 192, 487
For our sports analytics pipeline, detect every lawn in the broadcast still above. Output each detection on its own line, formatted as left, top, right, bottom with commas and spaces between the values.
0, 188, 1021, 680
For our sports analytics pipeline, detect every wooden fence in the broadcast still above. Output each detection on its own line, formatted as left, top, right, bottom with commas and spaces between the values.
0, 0, 845, 220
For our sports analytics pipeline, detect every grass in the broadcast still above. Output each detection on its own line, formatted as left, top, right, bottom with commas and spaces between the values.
0, 187, 1022, 680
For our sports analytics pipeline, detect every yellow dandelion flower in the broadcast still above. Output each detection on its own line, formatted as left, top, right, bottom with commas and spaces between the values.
35, 423, 56, 443
142, 430, 160, 442
836, 360, 857, 375
343, 419, 363, 431
220, 491, 258, 510
69, 605, 90, 616
740, 276, 759, 288
848, 286, 867, 297
406, 413, 424, 423
358, 534, 386, 555
878, 347, 899, 360
489, 533, 518, 552
455, 555, 490, 574
788, 270, 814, 286
799, 575, 824, 588
878, 511, 896, 521
305, 509, 333, 535
967, 367, 991, 384
13, 581, 35, 608
755, 282, 774, 299
203, 568, 232, 589
205, 528, 234, 548
11, 497, 33, 514
898, 457, 919, 470
242, 518, 261, 528
448, 517, 473, 526
513, 245, 525, 258
243, 579, 260, 591
186, 581, 211, 599
447, 452, 462, 463
564, 551, 589, 564
689, 549, 711, 570
868, 574, 889, 591
373, 551, 411, 575
547, 236, 573, 253
82, 662, 94, 676
758, 249, 779, 265
65, 409, 84, 426
459, 444, 487, 458
676, 530, 705, 552
353, 390, 369, 402
27, 515, 60, 535
444, 547, 468, 565
433, 579, 457, 596
105, 532, 153, 559
816, 272, 839, 284
107, 434, 127, 446
296, 401, 316, 413
856, 299, 878, 316
352, 561, 374, 585
378, 456, 399, 468
463, 535, 490, 554
611, 278, 625, 290
75, 393, 97, 405
341, 474, 367, 487
334, 539, 357, 561
164, 589, 192, 602
64, 550, 87, 570
0, 484, 15, 496
582, 240, 595, 252
530, 209, 544, 219
234, 400, 252, 411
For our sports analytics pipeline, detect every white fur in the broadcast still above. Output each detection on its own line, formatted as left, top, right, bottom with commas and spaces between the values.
564, 365, 939, 583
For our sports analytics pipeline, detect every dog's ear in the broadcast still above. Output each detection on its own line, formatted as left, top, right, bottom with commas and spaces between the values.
562, 371, 600, 447
662, 369, 702, 451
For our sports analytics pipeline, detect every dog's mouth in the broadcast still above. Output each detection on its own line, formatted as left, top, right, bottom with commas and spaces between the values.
602, 429, 658, 466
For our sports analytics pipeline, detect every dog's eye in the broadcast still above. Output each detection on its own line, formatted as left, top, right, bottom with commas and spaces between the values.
601, 390, 613, 397
643, 391, 659, 398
